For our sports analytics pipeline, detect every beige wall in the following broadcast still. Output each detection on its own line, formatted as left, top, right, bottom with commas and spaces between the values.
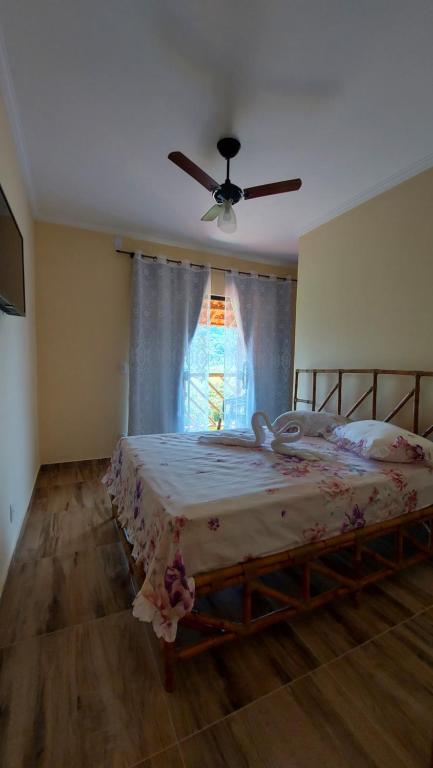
0, 90, 39, 591
36, 221, 296, 464
294, 166, 433, 427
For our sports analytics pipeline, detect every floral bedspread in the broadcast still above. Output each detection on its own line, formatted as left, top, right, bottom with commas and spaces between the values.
103, 431, 433, 641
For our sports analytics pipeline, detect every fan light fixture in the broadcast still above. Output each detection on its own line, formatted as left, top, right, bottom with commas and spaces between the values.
217, 201, 237, 233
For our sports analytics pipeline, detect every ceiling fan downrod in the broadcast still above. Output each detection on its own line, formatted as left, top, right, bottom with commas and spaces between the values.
214, 137, 243, 205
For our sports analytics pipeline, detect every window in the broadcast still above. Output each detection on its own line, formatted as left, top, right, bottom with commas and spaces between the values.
183, 295, 247, 431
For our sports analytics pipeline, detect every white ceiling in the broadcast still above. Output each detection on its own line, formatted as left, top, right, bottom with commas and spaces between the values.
1, 0, 433, 264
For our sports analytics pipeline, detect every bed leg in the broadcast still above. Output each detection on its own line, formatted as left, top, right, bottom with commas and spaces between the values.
302, 563, 311, 604
163, 641, 176, 693
352, 541, 363, 608
243, 582, 252, 625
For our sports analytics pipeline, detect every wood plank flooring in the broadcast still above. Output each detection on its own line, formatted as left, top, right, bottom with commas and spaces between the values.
1, 458, 433, 766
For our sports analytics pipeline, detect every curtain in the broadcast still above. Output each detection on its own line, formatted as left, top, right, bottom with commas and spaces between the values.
183, 293, 211, 431
225, 271, 294, 421
128, 254, 210, 435
223, 291, 249, 428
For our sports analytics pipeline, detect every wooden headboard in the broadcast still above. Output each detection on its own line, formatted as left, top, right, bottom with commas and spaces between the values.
294, 368, 433, 438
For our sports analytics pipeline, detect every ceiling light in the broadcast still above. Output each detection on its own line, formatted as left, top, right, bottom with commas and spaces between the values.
217, 201, 237, 234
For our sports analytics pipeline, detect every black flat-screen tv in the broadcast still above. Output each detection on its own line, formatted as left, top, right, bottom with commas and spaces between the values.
0, 184, 25, 316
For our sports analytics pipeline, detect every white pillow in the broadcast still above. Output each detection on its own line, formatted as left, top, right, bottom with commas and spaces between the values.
273, 410, 350, 437
324, 419, 433, 465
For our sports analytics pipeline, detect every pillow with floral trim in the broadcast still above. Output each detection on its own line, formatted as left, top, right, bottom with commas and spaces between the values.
324, 419, 433, 465
272, 410, 350, 437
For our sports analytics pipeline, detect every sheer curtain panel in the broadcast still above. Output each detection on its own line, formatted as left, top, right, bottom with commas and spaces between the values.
128, 254, 210, 435
225, 271, 294, 421
183, 293, 211, 431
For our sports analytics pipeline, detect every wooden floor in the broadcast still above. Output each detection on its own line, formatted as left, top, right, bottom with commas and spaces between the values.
1, 461, 433, 767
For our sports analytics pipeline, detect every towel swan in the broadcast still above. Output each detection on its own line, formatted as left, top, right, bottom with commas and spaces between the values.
198, 410, 303, 450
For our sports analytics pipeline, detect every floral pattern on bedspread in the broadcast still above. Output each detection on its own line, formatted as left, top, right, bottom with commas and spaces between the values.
103, 432, 433, 641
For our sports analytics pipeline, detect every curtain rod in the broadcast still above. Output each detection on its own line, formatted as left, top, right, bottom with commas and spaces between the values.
115, 249, 296, 282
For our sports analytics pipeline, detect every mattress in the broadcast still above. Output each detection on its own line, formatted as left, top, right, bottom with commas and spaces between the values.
103, 431, 433, 640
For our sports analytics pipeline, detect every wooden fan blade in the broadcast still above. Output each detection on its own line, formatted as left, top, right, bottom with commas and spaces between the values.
168, 151, 219, 192
243, 178, 302, 200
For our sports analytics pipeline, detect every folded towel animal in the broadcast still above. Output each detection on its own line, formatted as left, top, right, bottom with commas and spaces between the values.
271, 431, 303, 454
198, 411, 303, 449
270, 432, 324, 460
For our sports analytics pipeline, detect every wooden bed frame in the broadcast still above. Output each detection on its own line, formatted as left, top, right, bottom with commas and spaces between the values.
116, 368, 433, 692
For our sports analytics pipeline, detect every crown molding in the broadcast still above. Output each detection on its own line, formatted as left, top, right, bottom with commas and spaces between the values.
36, 215, 298, 268
298, 152, 433, 237
0, 22, 37, 213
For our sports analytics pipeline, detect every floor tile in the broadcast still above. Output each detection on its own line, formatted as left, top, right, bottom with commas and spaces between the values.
15, 505, 118, 561
290, 666, 411, 767
134, 745, 184, 768
36, 459, 109, 487
79, 458, 110, 481
163, 621, 320, 740
33, 479, 112, 515
180, 678, 408, 768
290, 574, 427, 664
378, 560, 433, 613
0, 542, 134, 647
181, 665, 414, 768
322, 608, 433, 766
0, 611, 175, 768
37, 463, 87, 486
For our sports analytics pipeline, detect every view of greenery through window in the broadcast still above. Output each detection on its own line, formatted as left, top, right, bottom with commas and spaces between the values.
183, 297, 247, 431
208, 324, 224, 428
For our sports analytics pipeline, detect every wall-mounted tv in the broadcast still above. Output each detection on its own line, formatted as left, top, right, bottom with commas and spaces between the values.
0, 184, 25, 316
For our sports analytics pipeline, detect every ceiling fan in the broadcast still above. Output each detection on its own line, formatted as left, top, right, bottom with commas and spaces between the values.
168, 138, 302, 234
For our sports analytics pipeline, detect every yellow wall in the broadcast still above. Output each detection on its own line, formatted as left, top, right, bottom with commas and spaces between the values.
294, 166, 433, 427
0, 90, 39, 590
36, 221, 296, 463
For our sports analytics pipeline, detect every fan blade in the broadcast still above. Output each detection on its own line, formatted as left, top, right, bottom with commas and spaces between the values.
201, 203, 221, 221
243, 178, 302, 200
168, 151, 219, 192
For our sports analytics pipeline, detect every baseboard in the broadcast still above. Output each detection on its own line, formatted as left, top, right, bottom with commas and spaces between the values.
0, 463, 40, 598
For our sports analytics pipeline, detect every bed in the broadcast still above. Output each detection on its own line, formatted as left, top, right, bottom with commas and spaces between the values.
104, 368, 433, 691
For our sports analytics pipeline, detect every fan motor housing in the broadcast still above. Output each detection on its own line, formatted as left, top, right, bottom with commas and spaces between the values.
214, 181, 243, 205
